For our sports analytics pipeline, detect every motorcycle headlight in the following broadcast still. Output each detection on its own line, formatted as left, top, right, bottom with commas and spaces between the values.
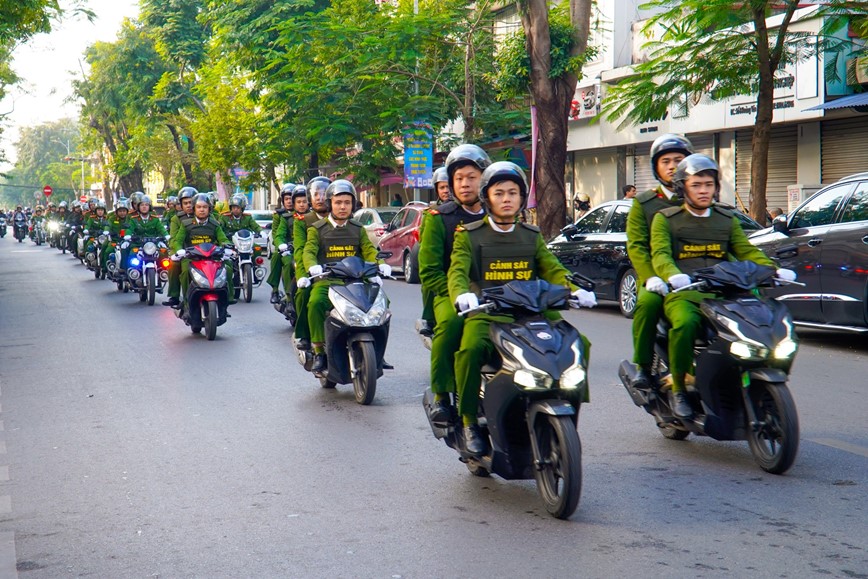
773, 337, 798, 360
329, 287, 388, 327
98, 234, 108, 244
559, 341, 587, 389
730, 340, 769, 361
129, 256, 141, 267
514, 369, 553, 390
190, 268, 209, 287
143, 242, 157, 256
234, 238, 253, 253
214, 267, 228, 287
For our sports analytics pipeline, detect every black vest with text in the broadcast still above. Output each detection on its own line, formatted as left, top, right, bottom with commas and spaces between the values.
314, 219, 364, 263
437, 201, 485, 272
659, 204, 733, 275
636, 186, 681, 228
180, 215, 222, 246
464, 220, 539, 292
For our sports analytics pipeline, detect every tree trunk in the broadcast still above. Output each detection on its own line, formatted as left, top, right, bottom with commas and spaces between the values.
464, 32, 476, 140
749, 8, 775, 224
519, 0, 592, 239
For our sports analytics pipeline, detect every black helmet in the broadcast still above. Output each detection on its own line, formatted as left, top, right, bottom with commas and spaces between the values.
325, 179, 357, 207
672, 154, 720, 200
307, 176, 331, 206
178, 186, 198, 201
291, 184, 307, 201
445, 144, 491, 191
479, 162, 529, 212
650, 134, 694, 183
432, 167, 450, 200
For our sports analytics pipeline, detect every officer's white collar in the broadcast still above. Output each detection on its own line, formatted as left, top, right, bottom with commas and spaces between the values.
328, 215, 347, 228
487, 216, 515, 233
685, 205, 711, 217
659, 185, 675, 200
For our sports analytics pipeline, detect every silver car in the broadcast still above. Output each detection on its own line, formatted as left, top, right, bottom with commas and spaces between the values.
353, 206, 400, 248
246, 209, 275, 256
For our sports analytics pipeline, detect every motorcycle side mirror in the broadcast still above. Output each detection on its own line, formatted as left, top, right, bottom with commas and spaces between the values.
772, 215, 789, 234
377, 251, 393, 260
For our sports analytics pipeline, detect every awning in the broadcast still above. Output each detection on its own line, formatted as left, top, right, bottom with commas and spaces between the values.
804, 93, 868, 111
380, 173, 403, 186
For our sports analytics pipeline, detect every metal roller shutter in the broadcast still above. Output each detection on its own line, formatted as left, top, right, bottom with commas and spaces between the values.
735, 126, 797, 213
632, 143, 656, 193
688, 133, 714, 158
821, 117, 868, 184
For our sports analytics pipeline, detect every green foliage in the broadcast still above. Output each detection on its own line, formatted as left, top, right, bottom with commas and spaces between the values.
492, 4, 595, 101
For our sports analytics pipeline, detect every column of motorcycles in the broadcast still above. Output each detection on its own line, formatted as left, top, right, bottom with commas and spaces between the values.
6, 212, 804, 522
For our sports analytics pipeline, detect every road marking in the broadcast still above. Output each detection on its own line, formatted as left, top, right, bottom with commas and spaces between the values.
809, 438, 868, 459
0, 532, 17, 579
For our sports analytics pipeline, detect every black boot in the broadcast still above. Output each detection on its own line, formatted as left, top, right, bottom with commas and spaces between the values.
463, 424, 488, 456
311, 353, 327, 372
162, 297, 180, 307
428, 398, 454, 425
631, 367, 657, 391
270, 290, 281, 304
294, 338, 311, 351
671, 391, 693, 419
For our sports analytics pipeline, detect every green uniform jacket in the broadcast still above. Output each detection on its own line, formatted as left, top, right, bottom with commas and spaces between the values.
169, 215, 230, 253
626, 185, 681, 284
107, 214, 135, 238
272, 209, 298, 247
294, 211, 327, 279
448, 216, 576, 304
85, 216, 109, 232
132, 215, 168, 237
419, 203, 485, 298
302, 218, 379, 274
220, 212, 262, 237
650, 205, 775, 281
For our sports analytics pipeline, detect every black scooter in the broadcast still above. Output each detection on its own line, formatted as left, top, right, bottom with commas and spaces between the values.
423, 277, 593, 519
619, 261, 802, 474
300, 255, 391, 405
13, 216, 27, 242
272, 244, 298, 325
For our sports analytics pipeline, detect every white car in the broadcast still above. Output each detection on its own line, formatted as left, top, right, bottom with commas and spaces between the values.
247, 209, 274, 256
353, 206, 400, 248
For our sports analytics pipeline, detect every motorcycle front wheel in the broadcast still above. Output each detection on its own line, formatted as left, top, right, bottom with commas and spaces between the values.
746, 381, 799, 474
146, 269, 156, 306
533, 414, 582, 519
203, 300, 218, 341
351, 341, 377, 405
242, 263, 253, 303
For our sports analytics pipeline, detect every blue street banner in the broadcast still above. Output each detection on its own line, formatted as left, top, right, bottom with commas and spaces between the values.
403, 123, 433, 189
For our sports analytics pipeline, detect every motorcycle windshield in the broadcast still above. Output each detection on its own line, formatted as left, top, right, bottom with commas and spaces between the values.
693, 261, 776, 291
327, 256, 379, 281
482, 280, 570, 314
187, 243, 222, 259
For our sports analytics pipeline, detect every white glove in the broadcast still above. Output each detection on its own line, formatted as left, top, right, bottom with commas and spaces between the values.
572, 288, 597, 308
278, 243, 288, 252
378, 263, 392, 277
456, 292, 479, 312
103, 230, 110, 237
309, 264, 323, 276
645, 276, 669, 296
124, 235, 132, 241
164, 235, 171, 241
297, 276, 311, 288
369, 275, 383, 285
668, 273, 692, 290
175, 249, 187, 258
776, 268, 796, 282
121, 242, 129, 249
83, 229, 89, 235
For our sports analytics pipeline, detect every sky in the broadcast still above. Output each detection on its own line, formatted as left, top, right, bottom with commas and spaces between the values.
0, 0, 140, 171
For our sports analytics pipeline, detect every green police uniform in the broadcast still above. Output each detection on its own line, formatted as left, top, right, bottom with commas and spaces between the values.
418, 201, 486, 397
650, 204, 775, 386
132, 214, 168, 238
220, 212, 262, 237
626, 185, 682, 368
101, 213, 135, 271
269, 209, 301, 294
291, 211, 329, 341
170, 214, 233, 299
267, 209, 289, 291
448, 216, 587, 420
302, 217, 379, 345
165, 210, 191, 300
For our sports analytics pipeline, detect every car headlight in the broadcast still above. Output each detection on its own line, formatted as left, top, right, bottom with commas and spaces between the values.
730, 340, 769, 361
143, 241, 157, 256
329, 288, 388, 327
514, 369, 553, 390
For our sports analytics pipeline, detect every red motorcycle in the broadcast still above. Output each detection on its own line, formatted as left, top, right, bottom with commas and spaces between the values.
173, 243, 230, 340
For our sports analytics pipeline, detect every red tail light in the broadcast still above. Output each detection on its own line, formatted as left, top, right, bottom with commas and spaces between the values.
412, 229, 419, 243
161, 259, 171, 268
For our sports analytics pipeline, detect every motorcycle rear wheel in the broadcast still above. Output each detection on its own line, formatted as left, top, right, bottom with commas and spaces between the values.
351, 341, 377, 405
746, 381, 799, 474
204, 301, 218, 341
242, 263, 253, 303
146, 269, 156, 306
534, 415, 582, 519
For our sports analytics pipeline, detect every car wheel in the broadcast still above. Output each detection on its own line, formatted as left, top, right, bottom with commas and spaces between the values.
404, 245, 420, 284
618, 268, 638, 318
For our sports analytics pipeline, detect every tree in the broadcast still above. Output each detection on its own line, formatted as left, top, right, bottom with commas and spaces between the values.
494, 1, 595, 238
603, 1, 868, 223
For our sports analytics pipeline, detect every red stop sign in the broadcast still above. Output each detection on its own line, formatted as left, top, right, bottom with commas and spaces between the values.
43, 185, 53, 197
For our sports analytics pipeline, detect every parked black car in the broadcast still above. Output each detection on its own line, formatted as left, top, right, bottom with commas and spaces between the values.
749, 172, 868, 332
547, 199, 762, 317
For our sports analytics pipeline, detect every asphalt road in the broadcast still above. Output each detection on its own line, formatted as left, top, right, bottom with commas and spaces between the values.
0, 238, 866, 578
